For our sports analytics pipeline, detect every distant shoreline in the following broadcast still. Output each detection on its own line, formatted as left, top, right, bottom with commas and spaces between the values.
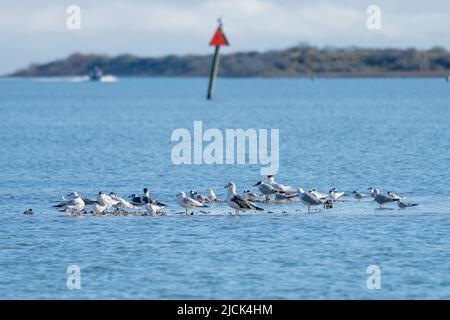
8, 46, 450, 78
5, 74, 450, 79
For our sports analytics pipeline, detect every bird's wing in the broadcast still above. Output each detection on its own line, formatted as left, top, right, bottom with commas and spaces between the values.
231, 195, 258, 209
82, 197, 98, 205
53, 200, 68, 208
276, 183, 294, 192
131, 196, 142, 204
184, 197, 204, 207
261, 184, 276, 193
305, 193, 323, 204
66, 198, 78, 206
146, 196, 166, 207
105, 195, 119, 205
118, 197, 134, 208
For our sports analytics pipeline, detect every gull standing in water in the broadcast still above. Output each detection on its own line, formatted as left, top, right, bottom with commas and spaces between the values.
266, 175, 298, 194
298, 188, 323, 213
225, 182, 264, 215
177, 192, 208, 215
55, 192, 85, 214
97, 191, 118, 212
54, 192, 91, 209
374, 193, 399, 209
254, 181, 282, 201
329, 188, 345, 201
109, 192, 134, 210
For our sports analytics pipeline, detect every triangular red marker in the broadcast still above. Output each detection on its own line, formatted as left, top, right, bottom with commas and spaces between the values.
209, 27, 229, 46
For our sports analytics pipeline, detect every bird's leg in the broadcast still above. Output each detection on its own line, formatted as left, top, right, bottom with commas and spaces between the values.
308, 205, 311, 213
185, 208, 188, 215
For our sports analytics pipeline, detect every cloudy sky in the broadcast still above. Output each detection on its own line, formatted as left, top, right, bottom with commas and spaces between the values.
1, 0, 449, 74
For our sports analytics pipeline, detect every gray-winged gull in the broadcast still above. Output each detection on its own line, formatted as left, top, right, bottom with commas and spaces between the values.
225, 182, 264, 215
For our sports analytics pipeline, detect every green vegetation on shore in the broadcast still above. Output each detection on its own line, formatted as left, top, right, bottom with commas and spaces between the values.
10, 45, 450, 77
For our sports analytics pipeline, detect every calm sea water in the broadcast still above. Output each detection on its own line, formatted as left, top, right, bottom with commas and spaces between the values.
0, 77, 450, 299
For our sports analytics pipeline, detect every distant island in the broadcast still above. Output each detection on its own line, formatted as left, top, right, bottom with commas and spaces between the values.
9, 45, 450, 77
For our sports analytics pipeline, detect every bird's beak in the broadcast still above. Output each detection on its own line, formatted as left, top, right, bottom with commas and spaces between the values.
253, 183, 258, 186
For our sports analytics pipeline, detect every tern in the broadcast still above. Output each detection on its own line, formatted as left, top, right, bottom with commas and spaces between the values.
254, 181, 283, 201
329, 188, 345, 201
190, 190, 209, 203
243, 189, 260, 201
309, 189, 327, 201
397, 201, 418, 209
368, 187, 380, 198
352, 191, 366, 201
97, 191, 118, 211
109, 192, 134, 209
266, 175, 298, 194
208, 189, 217, 203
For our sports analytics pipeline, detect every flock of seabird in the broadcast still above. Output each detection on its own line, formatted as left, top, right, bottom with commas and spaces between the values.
49, 175, 418, 216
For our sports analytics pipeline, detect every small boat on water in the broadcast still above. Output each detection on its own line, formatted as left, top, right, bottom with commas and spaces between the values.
89, 66, 103, 81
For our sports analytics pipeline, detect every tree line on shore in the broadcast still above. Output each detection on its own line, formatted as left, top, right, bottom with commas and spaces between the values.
10, 45, 450, 77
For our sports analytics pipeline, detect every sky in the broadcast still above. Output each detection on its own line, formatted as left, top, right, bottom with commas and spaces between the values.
1, 0, 449, 74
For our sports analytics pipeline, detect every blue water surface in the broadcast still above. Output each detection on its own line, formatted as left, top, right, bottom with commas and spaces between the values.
0, 77, 449, 299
